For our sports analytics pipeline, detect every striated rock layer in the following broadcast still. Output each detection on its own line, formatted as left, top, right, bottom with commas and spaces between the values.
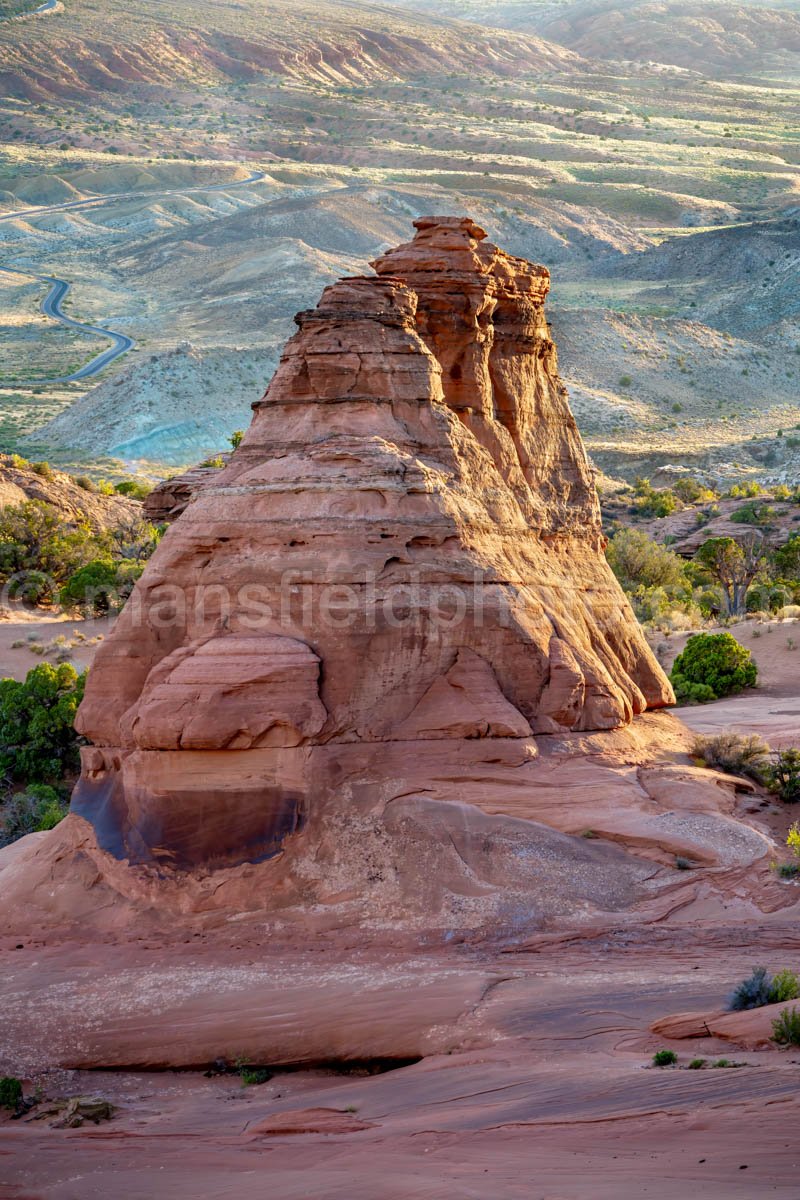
69, 216, 673, 885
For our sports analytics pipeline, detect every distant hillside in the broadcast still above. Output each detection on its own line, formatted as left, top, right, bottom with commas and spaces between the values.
0, 0, 583, 101
599, 214, 800, 336
540, 1, 800, 71
390, 0, 800, 72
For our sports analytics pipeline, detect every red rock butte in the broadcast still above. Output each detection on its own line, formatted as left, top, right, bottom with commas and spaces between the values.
2, 220, 793, 1114
66, 216, 673, 878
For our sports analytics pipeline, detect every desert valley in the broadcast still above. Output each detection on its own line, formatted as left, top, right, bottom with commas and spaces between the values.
1, 1, 800, 1197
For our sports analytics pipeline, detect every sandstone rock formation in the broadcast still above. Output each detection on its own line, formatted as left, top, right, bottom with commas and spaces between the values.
142, 457, 231, 523
1, 222, 798, 1199
68, 216, 672, 879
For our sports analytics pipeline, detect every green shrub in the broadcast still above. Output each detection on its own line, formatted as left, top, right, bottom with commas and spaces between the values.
670, 633, 757, 702
235, 1057, 271, 1086
731, 503, 775, 526
0, 783, 67, 847
31, 461, 53, 479
0, 663, 85, 783
607, 528, 688, 590
239, 1066, 271, 1086
652, 1049, 677, 1067
229, 430, 244, 449
673, 476, 716, 504
0, 498, 160, 611
765, 749, 800, 804
688, 1058, 706, 1069
0, 500, 96, 588
671, 674, 716, 704
6, 569, 55, 606
773, 534, 800, 579
769, 969, 800, 1004
726, 966, 800, 1012
635, 487, 678, 518
75, 475, 96, 492
59, 559, 120, 613
728, 482, 762, 499
0, 1077, 22, 1110
114, 479, 151, 500
772, 1007, 800, 1046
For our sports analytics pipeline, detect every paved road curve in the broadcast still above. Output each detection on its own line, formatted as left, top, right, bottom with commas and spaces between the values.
0, 171, 266, 385
0, 265, 134, 384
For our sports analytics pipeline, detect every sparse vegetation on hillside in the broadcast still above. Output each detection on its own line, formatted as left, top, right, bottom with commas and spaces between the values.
0, 0, 797, 472
0, 499, 162, 610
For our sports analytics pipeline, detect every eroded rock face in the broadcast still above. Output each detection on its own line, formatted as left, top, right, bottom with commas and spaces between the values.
72, 216, 673, 872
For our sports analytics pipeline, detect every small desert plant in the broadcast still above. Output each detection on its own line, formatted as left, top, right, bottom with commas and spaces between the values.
114, 479, 151, 501
235, 1058, 271, 1086
229, 430, 244, 449
788, 823, 800, 862
202, 455, 225, 469
772, 1007, 800, 1046
691, 732, 770, 780
0, 1077, 22, 1110
765, 749, 800, 804
652, 1049, 677, 1067
776, 862, 800, 879
727, 966, 800, 1010
31, 461, 53, 479
768, 969, 800, 1004
688, 1058, 707, 1069
675, 856, 692, 870
727, 966, 772, 1011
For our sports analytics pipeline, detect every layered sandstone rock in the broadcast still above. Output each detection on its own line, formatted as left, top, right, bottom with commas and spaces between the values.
142, 457, 230, 524
69, 216, 672, 878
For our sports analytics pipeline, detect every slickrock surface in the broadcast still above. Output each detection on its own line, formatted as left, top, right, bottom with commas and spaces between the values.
1, 221, 798, 1197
